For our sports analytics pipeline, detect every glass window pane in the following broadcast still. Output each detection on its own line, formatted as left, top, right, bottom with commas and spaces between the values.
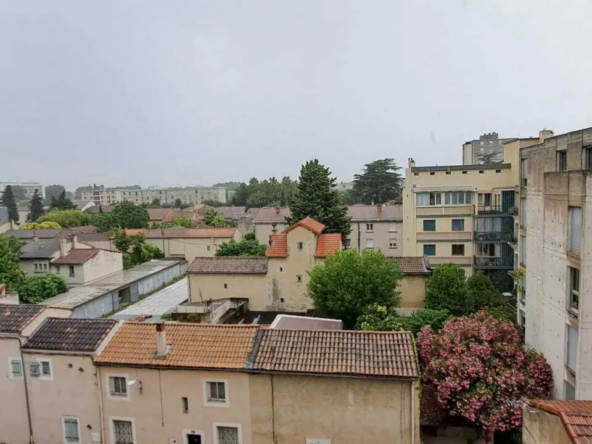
570, 207, 582, 253
568, 325, 578, 372
416, 193, 429, 206
423, 245, 436, 256
217, 426, 239, 444
423, 220, 436, 231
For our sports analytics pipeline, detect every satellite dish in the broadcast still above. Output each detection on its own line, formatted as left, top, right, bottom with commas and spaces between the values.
127, 379, 138, 386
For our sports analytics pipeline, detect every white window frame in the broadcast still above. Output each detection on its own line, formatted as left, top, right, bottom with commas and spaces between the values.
62, 416, 81, 444
306, 439, 332, 444
569, 266, 580, 314
365, 238, 374, 249
182, 429, 205, 444
388, 223, 397, 233
109, 417, 136, 444
106, 374, 130, 401
366, 223, 374, 232
8, 357, 23, 380
29, 358, 53, 381
567, 324, 578, 374
203, 379, 229, 407
388, 239, 397, 249
213, 422, 242, 444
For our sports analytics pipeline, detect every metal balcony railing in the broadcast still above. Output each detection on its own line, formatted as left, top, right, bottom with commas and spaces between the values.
476, 204, 505, 214
473, 231, 513, 242
473, 256, 514, 269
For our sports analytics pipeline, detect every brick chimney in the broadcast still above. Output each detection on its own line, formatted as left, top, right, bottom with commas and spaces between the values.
155, 323, 169, 357
408, 158, 416, 168
59, 238, 68, 257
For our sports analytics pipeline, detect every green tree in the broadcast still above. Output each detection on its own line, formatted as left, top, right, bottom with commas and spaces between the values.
0, 235, 25, 290
74, 185, 93, 199
399, 309, 451, 336
466, 271, 500, 313
39, 210, 93, 228
167, 216, 194, 228
230, 183, 250, 206
19, 221, 61, 230
425, 264, 468, 316
18, 274, 68, 304
1, 185, 19, 224
27, 189, 45, 222
288, 160, 351, 242
50, 190, 76, 211
203, 209, 226, 227
212, 181, 242, 191
174, 198, 183, 208
112, 202, 149, 229
44, 185, 66, 206
356, 304, 403, 331
10, 186, 27, 202
308, 249, 403, 329
243, 231, 256, 241
202, 200, 224, 208
352, 158, 403, 204
112, 230, 163, 268
216, 239, 266, 257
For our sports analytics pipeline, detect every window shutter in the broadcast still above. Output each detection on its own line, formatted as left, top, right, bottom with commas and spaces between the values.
30, 362, 40, 377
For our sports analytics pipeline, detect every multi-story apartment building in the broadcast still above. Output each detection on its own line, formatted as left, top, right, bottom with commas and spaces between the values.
462, 132, 516, 165
81, 185, 227, 206
0, 181, 44, 199
402, 134, 545, 288
518, 126, 592, 400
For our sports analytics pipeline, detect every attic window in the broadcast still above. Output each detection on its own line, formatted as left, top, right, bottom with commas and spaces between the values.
479, 170, 484, 174
414, 172, 419, 176
429, 172, 435, 176
462, 171, 468, 174
446, 171, 451, 175
496, 169, 501, 173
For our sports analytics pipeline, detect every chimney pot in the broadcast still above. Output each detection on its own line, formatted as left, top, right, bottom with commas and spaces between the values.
155, 323, 168, 357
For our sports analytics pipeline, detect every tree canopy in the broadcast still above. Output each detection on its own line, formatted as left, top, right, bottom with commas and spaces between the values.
417, 311, 553, 437
202, 209, 226, 228
352, 158, 403, 204
215, 239, 266, 257
308, 249, 403, 328
112, 230, 164, 269
288, 159, 351, 242
19, 221, 61, 230
356, 304, 451, 336
1, 185, 19, 224
93, 202, 149, 232
425, 264, 469, 316
39, 210, 93, 228
0, 235, 25, 290
44, 185, 66, 206
50, 190, 76, 211
18, 274, 68, 304
10, 185, 27, 202
230, 176, 298, 208
27, 189, 45, 222
168, 216, 194, 228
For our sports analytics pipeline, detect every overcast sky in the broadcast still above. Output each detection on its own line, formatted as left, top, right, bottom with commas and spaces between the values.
1, 0, 591, 190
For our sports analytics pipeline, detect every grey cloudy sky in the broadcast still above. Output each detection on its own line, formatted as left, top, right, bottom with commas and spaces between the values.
1, 0, 591, 190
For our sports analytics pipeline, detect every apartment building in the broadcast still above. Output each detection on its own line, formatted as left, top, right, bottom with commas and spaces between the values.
462, 132, 516, 165
81, 185, 227, 206
252, 207, 292, 244
518, 126, 592, 400
348, 204, 402, 256
0, 181, 44, 199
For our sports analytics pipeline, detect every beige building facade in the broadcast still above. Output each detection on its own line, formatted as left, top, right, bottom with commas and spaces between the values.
348, 204, 403, 256
522, 400, 590, 444
82, 186, 227, 206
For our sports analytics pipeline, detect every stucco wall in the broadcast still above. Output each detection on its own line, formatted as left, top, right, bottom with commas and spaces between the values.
145, 236, 237, 264
399, 276, 427, 309
255, 222, 288, 244
82, 250, 123, 283
20, 258, 54, 276
188, 273, 270, 311
0, 337, 30, 444
522, 408, 571, 444
249, 374, 419, 444
349, 220, 402, 256
99, 367, 253, 444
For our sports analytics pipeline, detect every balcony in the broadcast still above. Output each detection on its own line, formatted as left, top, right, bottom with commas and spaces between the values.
476, 204, 505, 214
474, 230, 513, 242
474, 256, 514, 269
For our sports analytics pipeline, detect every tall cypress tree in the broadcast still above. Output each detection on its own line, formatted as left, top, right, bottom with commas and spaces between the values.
287, 159, 351, 242
50, 190, 76, 211
27, 189, 45, 222
0, 185, 19, 224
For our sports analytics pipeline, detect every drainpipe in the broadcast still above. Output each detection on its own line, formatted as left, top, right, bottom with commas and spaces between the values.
97, 366, 107, 444
410, 381, 416, 444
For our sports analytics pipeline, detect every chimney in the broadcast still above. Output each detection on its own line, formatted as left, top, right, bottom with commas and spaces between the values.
59, 238, 68, 257
155, 323, 169, 357
408, 158, 416, 168
539, 129, 554, 142
72, 235, 80, 249
275, 207, 280, 215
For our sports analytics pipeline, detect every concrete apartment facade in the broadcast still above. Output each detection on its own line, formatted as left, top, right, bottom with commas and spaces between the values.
81, 185, 227, 206
348, 204, 403, 256
518, 127, 592, 400
0, 181, 44, 199
462, 132, 515, 165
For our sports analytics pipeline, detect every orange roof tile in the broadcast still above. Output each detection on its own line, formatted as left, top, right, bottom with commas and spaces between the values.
283, 217, 325, 235
392, 257, 431, 275
266, 234, 288, 257
315, 233, 342, 257
51, 249, 100, 265
125, 228, 236, 239
531, 400, 592, 444
94, 322, 259, 370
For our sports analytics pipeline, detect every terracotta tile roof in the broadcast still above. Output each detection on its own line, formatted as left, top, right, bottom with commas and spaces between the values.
147, 208, 173, 221
266, 234, 288, 257
188, 257, 268, 274
94, 322, 260, 369
217, 206, 247, 220
284, 217, 325, 235
23, 318, 117, 352
347, 204, 402, 221
0, 304, 45, 333
8, 229, 62, 239
530, 400, 592, 444
126, 227, 236, 239
85, 205, 115, 214
51, 249, 100, 265
162, 210, 200, 223
252, 207, 291, 224
315, 233, 341, 257
247, 330, 419, 379
76, 232, 111, 242
392, 257, 431, 275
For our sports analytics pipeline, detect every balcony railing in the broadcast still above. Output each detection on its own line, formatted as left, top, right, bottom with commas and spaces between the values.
474, 256, 514, 269
474, 231, 513, 242
477, 204, 505, 214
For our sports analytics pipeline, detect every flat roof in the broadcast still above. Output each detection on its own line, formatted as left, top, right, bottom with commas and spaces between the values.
41, 259, 185, 310
411, 163, 511, 173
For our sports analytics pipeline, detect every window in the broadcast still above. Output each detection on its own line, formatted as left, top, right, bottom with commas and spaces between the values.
224, 283, 228, 289
462, 171, 467, 174
182, 397, 189, 413
109, 376, 128, 397
565, 381, 576, 400
30, 362, 41, 377
496, 169, 501, 173
451, 219, 464, 231
423, 244, 436, 256
279, 267, 283, 272
8, 358, 23, 379
430, 172, 435, 175
204, 380, 228, 406
112, 419, 135, 444
69, 266, 75, 277
446, 171, 451, 175
520, 235, 527, 265
214, 424, 241, 444
423, 220, 436, 231
479, 170, 484, 174
416, 192, 472, 207
569, 207, 582, 254
388, 223, 397, 233
520, 198, 527, 227
389, 239, 397, 249
41, 360, 52, 377
306, 440, 332, 444
297, 242, 304, 250
519, 310, 526, 327
521, 159, 528, 187
365, 239, 374, 249
366, 223, 374, 232
296, 275, 303, 283
567, 324, 578, 373
43, 263, 48, 271
29, 360, 52, 379
557, 150, 567, 171
34, 264, 38, 271
63, 417, 80, 443
585, 146, 592, 170
452, 244, 465, 256
569, 267, 580, 313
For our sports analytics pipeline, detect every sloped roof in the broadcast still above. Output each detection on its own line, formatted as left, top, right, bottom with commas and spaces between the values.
51, 249, 101, 265
217, 206, 247, 220
392, 257, 431, 275
188, 257, 268, 274
20, 239, 62, 259
8, 229, 62, 239
0, 304, 45, 333
76, 232, 110, 242
530, 400, 592, 444
246, 330, 419, 379
94, 322, 260, 370
71, 200, 94, 210
147, 208, 173, 221
283, 217, 325, 235
253, 207, 291, 224
85, 205, 115, 214
347, 204, 403, 222
126, 228, 236, 239
23, 318, 117, 352
315, 233, 341, 257
266, 234, 288, 258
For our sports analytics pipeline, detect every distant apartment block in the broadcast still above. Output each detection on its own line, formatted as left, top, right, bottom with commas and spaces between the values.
462, 132, 516, 165
0, 181, 44, 198
81, 185, 227, 206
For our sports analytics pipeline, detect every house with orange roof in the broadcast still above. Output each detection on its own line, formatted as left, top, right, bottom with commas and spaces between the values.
186, 217, 341, 314
523, 400, 592, 444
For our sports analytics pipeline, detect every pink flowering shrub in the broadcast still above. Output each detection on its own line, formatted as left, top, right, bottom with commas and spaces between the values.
417, 311, 553, 435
